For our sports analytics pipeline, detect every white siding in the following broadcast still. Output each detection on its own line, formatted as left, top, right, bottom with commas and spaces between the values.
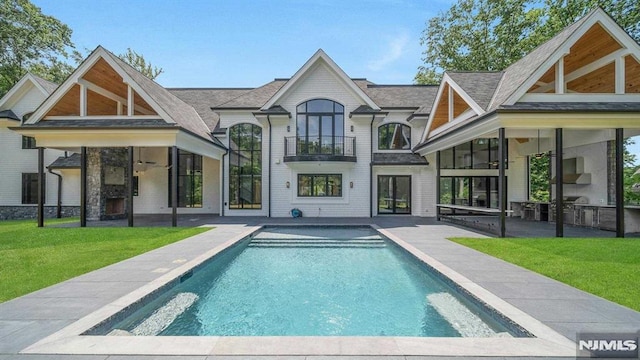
271, 62, 371, 217
132, 147, 220, 214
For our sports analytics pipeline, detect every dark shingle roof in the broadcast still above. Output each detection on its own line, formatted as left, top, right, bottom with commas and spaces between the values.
361, 84, 439, 111
499, 102, 640, 112
48, 153, 80, 169
21, 118, 173, 127
213, 80, 287, 109
489, 10, 594, 110
169, 88, 251, 130
102, 49, 215, 142
372, 153, 429, 166
447, 72, 504, 110
350, 105, 387, 115
0, 109, 20, 121
31, 74, 58, 95
253, 105, 291, 116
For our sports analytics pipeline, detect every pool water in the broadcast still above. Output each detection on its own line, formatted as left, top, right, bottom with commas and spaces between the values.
105, 226, 515, 337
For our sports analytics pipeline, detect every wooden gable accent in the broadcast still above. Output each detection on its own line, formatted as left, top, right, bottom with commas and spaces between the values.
526, 23, 638, 95
46, 84, 80, 117
45, 57, 157, 117
626, 55, 640, 93
431, 84, 449, 131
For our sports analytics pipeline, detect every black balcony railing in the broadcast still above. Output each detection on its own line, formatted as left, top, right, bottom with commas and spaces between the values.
284, 136, 356, 161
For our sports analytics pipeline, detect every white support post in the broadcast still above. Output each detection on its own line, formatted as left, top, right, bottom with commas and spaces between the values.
448, 86, 454, 122
79, 83, 87, 116
615, 56, 625, 94
127, 85, 134, 116
555, 57, 565, 94
117, 101, 123, 115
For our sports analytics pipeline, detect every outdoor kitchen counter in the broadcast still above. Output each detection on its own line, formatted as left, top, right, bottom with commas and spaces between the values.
570, 204, 640, 233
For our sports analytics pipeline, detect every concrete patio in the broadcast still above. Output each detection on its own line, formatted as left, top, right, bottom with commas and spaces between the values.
0, 216, 639, 359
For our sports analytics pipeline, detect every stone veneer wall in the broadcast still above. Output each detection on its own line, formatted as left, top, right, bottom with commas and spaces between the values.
0, 206, 80, 220
86, 147, 131, 221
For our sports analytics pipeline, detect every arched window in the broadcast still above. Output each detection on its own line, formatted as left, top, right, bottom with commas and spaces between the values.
229, 123, 262, 209
378, 123, 411, 150
296, 99, 344, 154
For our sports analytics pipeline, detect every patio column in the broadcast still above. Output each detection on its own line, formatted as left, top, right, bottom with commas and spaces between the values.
436, 150, 441, 221
498, 128, 506, 238
615, 128, 625, 237
127, 146, 134, 227
171, 146, 178, 227
555, 128, 563, 237
80, 146, 87, 227
37, 147, 44, 227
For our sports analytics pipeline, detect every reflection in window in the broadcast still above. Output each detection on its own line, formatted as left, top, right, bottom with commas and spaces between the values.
438, 138, 507, 169
378, 123, 411, 150
168, 150, 202, 208
22, 173, 42, 204
296, 99, 344, 155
229, 123, 262, 209
439, 176, 502, 208
298, 174, 342, 197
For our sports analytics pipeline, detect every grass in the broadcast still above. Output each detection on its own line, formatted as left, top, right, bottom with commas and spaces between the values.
450, 237, 640, 312
0, 218, 209, 302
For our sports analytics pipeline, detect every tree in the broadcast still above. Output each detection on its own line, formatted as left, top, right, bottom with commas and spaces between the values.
0, 0, 75, 95
415, 0, 544, 83
415, 0, 639, 83
118, 48, 164, 80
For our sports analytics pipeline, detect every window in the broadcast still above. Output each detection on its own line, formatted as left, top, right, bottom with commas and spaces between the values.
296, 99, 344, 155
438, 138, 508, 169
229, 123, 262, 209
22, 136, 36, 149
378, 123, 411, 150
22, 173, 43, 204
168, 150, 202, 208
439, 176, 503, 209
298, 174, 342, 197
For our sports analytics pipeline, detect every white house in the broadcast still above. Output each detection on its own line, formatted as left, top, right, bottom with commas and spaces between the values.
0, 73, 80, 220
6, 8, 640, 237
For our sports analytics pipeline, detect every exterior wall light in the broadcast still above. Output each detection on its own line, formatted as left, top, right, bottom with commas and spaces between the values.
287, 125, 290, 132
350, 125, 354, 132
350, 181, 354, 188
286, 181, 290, 188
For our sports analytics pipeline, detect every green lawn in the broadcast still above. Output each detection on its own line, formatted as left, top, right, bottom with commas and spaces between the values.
0, 218, 209, 302
450, 237, 640, 312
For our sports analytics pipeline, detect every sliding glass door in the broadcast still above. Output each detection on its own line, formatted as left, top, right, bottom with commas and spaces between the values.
378, 175, 411, 214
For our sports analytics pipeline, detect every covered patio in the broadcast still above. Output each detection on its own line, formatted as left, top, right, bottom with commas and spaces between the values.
415, 8, 640, 237
13, 47, 226, 227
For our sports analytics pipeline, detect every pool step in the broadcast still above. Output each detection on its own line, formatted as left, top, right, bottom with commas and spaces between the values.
248, 238, 386, 248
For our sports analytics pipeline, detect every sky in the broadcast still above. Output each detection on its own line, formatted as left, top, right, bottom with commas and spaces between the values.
32, 0, 454, 88
29, 0, 640, 160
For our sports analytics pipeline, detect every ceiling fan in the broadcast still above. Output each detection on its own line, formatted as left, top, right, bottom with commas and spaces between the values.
135, 148, 171, 170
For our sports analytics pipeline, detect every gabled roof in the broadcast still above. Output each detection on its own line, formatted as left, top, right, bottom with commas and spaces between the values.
24, 46, 217, 144
0, 73, 58, 114
487, 7, 640, 109
261, 49, 379, 110
447, 72, 504, 111
103, 50, 214, 141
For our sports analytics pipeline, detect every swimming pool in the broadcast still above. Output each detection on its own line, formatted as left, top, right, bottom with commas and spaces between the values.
95, 226, 524, 337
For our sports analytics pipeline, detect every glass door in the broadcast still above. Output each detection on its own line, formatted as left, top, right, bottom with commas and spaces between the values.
378, 175, 411, 214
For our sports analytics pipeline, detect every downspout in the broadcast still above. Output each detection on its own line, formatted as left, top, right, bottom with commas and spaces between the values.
221, 149, 227, 217
370, 115, 375, 217
267, 115, 272, 217
47, 167, 62, 218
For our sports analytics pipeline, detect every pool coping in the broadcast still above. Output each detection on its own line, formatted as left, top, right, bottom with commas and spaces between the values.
20, 224, 577, 357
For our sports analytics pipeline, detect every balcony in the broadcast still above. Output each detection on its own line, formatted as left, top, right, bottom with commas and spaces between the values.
284, 136, 356, 162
